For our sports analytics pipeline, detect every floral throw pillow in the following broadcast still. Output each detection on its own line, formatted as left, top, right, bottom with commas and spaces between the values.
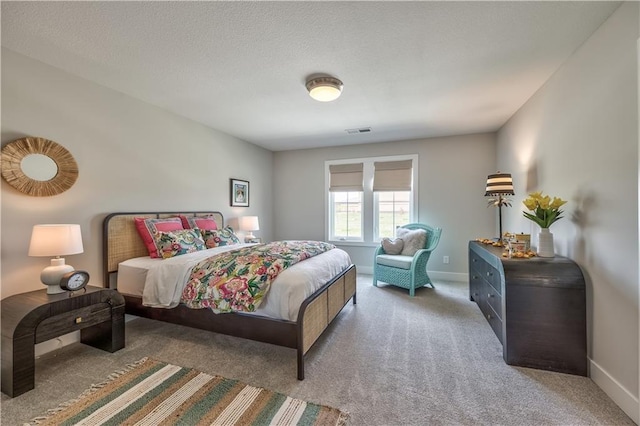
201, 226, 241, 248
153, 228, 205, 259
134, 217, 185, 258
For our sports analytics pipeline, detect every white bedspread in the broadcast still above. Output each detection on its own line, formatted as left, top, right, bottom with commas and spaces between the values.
118, 243, 351, 321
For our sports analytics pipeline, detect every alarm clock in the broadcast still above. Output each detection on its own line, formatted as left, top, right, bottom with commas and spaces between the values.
60, 270, 90, 292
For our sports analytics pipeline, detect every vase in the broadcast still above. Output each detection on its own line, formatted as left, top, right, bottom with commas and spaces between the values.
537, 228, 555, 257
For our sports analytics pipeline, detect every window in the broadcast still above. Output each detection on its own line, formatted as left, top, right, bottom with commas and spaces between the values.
328, 163, 364, 241
330, 191, 363, 240
375, 191, 410, 239
326, 155, 417, 244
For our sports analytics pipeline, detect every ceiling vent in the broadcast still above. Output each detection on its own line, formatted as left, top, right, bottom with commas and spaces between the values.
346, 127, 372, 134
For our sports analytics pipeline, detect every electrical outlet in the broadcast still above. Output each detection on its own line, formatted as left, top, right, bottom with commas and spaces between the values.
443, 256, 450, 264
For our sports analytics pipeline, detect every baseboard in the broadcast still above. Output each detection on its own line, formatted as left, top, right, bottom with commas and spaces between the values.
590, 358, 639, 423
34, 331, 79, 358
428, 271, 468, 283
358, 267, 468, 283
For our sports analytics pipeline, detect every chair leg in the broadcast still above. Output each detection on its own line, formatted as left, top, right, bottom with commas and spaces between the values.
373, 274, 378, 287
425, 272, 435, 288
409, 287, 415, 297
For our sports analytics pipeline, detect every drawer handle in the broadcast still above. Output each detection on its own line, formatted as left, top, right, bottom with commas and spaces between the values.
487, 293, 493, 298
75, 317, 82, 324
486, 313, 492, 320
472, 275, 478, 280
472, 259, 477, 263
486, 272, 493, 277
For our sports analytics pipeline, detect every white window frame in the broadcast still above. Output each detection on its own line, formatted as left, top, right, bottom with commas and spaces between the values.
325, 154, 418, 246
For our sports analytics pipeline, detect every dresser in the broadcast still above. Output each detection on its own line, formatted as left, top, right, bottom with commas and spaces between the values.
468, 241, 587, 376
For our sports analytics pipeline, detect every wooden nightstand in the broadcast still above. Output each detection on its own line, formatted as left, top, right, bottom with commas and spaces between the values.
1, 286, 125, 397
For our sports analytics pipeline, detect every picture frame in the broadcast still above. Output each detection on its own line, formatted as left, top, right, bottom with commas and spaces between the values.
230, 178, 250, 207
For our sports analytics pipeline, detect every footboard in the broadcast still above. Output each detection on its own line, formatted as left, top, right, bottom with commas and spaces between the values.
296, 264, 357, 379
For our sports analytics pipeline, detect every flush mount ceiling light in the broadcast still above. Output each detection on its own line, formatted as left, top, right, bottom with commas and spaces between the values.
306, 76, 343, 102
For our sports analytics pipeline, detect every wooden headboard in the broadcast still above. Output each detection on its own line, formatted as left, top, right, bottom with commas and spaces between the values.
102, 211, 224, 288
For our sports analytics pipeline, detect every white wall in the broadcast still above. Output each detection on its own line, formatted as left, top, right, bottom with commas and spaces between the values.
273, 133, 496, 279
497, 2, 639, 421
1, 48, 274, 301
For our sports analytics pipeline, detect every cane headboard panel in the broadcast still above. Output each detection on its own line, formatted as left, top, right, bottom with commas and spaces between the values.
103, 211, 224, 287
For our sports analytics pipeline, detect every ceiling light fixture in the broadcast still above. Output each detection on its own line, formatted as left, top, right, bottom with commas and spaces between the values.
306, 76, 343, 102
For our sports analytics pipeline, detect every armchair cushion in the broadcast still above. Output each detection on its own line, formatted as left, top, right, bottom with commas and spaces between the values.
376, 254, 414, 270
396, 228, 427, 256
381, 237, 404, 255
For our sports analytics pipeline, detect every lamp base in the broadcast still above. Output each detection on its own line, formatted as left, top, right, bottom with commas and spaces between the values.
245, 232, 256, 240
41, 258, 74, 294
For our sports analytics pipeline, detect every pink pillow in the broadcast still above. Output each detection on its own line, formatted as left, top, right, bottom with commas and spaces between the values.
186, 216, 218, 231
176, 214, 191, 229
134, 217, 184, 258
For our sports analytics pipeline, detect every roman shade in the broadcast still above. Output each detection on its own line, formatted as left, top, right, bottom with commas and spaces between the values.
329, 163, 364, 192
373, 160, 413, 191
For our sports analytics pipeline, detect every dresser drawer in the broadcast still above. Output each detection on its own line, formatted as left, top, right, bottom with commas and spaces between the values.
35, 303, 112, 344
485, 306, 503, 344
485, 282, 502, 319
484, 265, 501, 295
469, 251, 487, 276
469, 271, 484, 303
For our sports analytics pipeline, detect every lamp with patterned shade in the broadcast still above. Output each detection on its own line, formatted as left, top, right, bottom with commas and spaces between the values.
485, 172, 514, 243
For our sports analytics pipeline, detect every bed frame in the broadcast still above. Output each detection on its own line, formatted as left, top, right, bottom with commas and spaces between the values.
102, 211, 356, 380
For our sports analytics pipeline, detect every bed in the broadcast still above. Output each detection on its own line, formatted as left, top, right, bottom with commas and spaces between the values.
102, 211, 356, 380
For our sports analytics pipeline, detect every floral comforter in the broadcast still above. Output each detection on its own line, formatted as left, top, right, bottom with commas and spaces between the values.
180, 240, 335, 313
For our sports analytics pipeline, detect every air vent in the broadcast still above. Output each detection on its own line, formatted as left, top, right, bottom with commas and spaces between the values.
345, 127, 372, 134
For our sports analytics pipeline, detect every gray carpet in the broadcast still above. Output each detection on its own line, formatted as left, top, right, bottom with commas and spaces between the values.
1, 275, 634, 425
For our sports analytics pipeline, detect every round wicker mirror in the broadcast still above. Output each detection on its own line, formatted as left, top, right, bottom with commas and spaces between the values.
1, 137, 78, 196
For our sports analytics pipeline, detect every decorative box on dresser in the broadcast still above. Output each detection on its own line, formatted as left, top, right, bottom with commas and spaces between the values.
1, 286, 125, 397
468, 241, 587, 376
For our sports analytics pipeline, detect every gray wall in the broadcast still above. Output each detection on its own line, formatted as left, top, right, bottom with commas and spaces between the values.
273, 133, 497, 279
497, 2, 639, 421
1, 48, 274, 302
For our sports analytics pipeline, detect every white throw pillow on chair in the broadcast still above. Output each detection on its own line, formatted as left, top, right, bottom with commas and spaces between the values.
381, 237, 404, 255
396, 228, 427, 256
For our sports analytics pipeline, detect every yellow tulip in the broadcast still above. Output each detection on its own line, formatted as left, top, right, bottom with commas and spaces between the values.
523, 198, 537, 210
539, 195, 550, 209
550, 197, 567, 209
529, 191, 543, 200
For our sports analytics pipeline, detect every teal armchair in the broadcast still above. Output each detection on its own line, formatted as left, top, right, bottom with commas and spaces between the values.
373, 223, 442, 296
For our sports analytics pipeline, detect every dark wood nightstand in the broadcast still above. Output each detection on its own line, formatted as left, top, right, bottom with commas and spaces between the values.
1, 286, 125, 397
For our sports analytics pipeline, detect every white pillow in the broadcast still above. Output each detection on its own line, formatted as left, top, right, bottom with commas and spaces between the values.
396, 228, 427, 256
381, 237, 404, 255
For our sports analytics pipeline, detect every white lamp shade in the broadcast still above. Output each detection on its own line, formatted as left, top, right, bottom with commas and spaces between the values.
309, 85, 342, 102
306, 77, 343, 102
239, 216, 260, 232
28, 224, 84, 257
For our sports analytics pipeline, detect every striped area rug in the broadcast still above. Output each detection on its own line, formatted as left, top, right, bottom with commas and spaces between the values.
28, 358, 348, 426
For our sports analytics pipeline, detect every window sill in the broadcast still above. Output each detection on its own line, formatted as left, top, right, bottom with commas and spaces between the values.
328, 240, 380, 248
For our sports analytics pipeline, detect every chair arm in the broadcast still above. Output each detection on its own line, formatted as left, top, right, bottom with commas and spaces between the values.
412, 248, 431, 260
374, 245, 386, 256
410, 249, 432, 272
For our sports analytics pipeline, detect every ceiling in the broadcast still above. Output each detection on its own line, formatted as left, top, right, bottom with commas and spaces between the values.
1, 1, 621, 152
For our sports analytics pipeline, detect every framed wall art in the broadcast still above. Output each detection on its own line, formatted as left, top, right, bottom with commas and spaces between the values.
230, 178, 249, 207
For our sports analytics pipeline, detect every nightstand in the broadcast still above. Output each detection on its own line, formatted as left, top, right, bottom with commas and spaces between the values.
1, 286, 125, 397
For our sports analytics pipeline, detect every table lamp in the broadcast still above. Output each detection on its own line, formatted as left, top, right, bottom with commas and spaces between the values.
28, 224, 84, 294
484, 172, 514, 243
239, 216, 260, 242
